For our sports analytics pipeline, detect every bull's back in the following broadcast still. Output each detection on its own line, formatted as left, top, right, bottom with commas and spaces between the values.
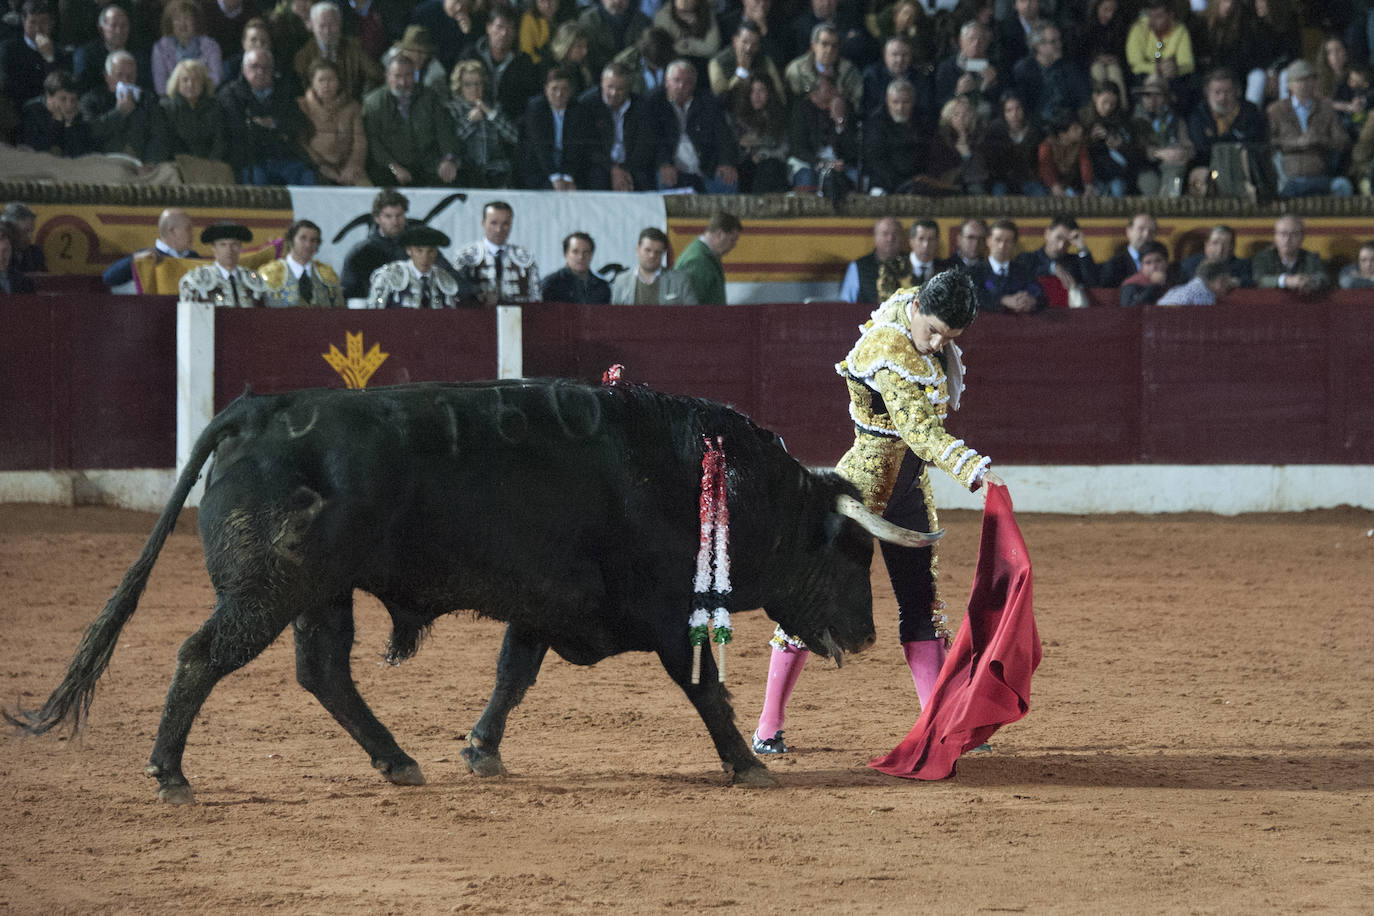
198, 382, 705, 604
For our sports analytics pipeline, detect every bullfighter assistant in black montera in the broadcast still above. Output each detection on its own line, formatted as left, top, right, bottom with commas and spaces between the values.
7, 379, 939, 803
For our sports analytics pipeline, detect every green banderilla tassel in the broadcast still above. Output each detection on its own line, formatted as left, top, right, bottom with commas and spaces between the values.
689, 610, 710, 684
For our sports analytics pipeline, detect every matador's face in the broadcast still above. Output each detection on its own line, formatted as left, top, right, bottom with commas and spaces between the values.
908, 303, 963, 356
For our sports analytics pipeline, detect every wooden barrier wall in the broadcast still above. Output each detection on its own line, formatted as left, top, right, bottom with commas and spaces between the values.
3, 295, 1371, 472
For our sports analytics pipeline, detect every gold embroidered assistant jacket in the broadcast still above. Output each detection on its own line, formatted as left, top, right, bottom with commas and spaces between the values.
258, 258, 345, 308
834, 288, 990, 513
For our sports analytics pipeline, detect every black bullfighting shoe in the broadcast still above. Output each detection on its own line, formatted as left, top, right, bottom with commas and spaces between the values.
752, 730, 788, 754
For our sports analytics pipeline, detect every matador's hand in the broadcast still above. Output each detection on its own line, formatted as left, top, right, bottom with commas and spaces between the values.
982, 471, 1005, 491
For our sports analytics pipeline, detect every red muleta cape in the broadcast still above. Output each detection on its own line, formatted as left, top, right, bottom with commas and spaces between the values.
869, 483, 1040, 779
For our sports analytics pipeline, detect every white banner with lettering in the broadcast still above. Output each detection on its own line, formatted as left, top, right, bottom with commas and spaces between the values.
286, 187, 668, 292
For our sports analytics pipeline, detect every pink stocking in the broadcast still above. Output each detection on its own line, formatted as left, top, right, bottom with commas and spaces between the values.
755, 644, 809, 740
903, 639, 948, 711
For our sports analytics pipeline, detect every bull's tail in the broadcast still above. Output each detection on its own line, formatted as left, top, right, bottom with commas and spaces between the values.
5, 403, 244, 736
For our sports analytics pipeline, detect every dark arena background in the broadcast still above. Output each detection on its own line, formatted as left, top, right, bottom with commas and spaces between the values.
2, 191, 1372, 913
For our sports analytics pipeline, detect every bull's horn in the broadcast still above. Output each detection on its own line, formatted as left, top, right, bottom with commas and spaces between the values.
835, 494, 944, 548
817, 629, 845, 669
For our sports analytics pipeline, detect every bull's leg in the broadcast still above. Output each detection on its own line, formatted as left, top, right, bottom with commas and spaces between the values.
461, 625, 548, 778
656, 642, 778, 788
294, 599, 424, 787
145, 596, 290, 804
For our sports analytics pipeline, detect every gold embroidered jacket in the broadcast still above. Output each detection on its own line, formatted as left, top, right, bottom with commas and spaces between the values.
258, 258, 344, 308
834, 287, 990, 512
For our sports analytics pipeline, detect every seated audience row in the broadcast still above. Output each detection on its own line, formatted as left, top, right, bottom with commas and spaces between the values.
7, 190, 1374, 304
838, 210, 1372, 309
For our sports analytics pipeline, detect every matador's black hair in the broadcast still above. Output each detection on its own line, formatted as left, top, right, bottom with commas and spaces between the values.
917, 269, 979, 330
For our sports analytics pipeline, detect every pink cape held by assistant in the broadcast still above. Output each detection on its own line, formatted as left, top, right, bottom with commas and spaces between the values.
869, 483, 1041, 779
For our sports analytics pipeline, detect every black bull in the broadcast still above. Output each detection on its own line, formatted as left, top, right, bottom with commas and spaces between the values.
8, 380, 939, 802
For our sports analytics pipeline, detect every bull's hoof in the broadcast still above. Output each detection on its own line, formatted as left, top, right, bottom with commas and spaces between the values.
731, 765, 780, 788
157, 783, 196, 805
384, 762, 426, 786
374, 757, 426, 786
460, 744, 508, 778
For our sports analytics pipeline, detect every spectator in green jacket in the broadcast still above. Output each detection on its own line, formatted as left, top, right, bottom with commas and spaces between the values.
672, 210, 741, 304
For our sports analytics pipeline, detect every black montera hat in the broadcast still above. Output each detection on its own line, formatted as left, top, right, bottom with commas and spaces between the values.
200, 221, 253, 244
398, 225, 450, 248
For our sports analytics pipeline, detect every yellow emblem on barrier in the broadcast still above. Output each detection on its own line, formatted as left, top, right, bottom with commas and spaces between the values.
323, 331, 388, 389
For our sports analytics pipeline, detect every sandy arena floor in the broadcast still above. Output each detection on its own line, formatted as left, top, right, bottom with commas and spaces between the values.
1, 502, 1372, 914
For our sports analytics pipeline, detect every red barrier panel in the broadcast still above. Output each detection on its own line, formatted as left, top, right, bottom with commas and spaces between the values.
213, 309, 500, 410
1, 295, 176, 470
523, 302, 870, 465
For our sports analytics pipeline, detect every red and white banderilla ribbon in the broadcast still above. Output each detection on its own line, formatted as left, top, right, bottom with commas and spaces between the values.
690, 435, 732, 684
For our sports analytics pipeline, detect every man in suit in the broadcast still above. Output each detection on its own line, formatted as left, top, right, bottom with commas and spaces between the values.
936, 218, 987, 272
1096, 211, 1158, 289
218, 48, 315, 184
970, 218, 1045, 314
0, 1, 66, 113
178, 221, 268, 307
521, 65, 581, 190
81, 49, 171, 163
540, 231, 612, 304
611, 226, 696, 304
637, 58, 738, 193
576, 62, 648, 190
102, 206, 200, 290
72, 4, 150, 95
360, 54, 459, 186
1251, 215, 1330, 293
840, 216, 905, 304
905, 219, 943, 287
1017, 213, 1098, 300
1178, 224, 1252, 288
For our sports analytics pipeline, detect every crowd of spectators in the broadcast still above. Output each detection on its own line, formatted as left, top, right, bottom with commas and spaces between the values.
837, 209, 1374, 307
5, 0, 1374, 197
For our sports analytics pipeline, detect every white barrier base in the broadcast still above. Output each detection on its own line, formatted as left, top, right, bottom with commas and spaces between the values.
926, 465, 1374, 515
4, 465, 1371, 515
0, 469, 178, 511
